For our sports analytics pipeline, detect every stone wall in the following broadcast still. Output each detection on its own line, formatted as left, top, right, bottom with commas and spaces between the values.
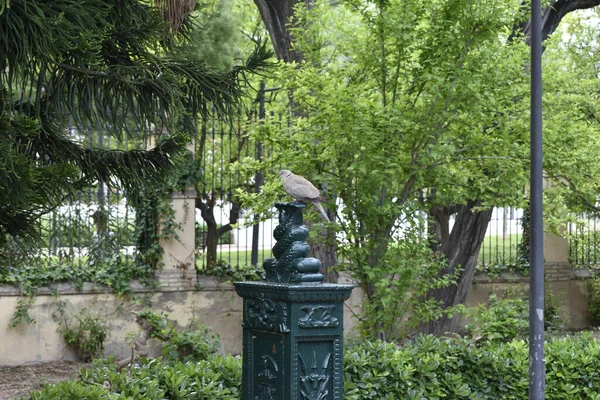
466, 267, 592, 329
0, 267, 592, 366
0, 278, 363, 366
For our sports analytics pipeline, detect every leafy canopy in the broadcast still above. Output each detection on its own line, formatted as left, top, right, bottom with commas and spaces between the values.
0, 0, 272, 244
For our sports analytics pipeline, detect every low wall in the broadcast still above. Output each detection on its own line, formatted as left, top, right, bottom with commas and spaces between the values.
0, 265, 593, 366
0, 278, 363, 366
466, 265, 592, 329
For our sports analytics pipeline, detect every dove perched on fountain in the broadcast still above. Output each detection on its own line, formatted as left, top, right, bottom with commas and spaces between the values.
279, 170, 331, 222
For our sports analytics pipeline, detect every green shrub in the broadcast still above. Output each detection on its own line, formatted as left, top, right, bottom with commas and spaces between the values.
53, 300, 110, 361
197, 259, 262, 282
589, 276, 600, 325
26, 355, 242, 400
464, 293, 529, 342
464, 289, 565, 343
137, 310, 221, 363
24, 334, 600, 399
344, 333, 600, 399
27, 380, 114, 400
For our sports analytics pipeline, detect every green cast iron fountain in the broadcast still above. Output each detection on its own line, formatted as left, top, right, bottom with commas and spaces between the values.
234, 202, 353, 400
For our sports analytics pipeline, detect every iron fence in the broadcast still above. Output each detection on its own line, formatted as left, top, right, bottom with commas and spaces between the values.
194, 84, 280, 270
569, 214, 600, 269
3, 128, 142, 273
476, 207, 525, 271
9, 83, 596, 275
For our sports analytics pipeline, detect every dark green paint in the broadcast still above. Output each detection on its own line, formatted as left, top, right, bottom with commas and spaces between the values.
235, 202, 353, 400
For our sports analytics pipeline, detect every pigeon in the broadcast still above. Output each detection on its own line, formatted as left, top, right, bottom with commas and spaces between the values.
278, 170, 331, 222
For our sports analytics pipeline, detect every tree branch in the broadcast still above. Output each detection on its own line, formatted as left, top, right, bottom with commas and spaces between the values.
522, 0, 600, 45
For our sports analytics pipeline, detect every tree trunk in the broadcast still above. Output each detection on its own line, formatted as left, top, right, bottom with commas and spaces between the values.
196, 195, 241, 267
520, 0, 600, 45
307, 207, 339, 283
253, 0, 305, 63
422, 200, 493, 336
428, 205, 460, 255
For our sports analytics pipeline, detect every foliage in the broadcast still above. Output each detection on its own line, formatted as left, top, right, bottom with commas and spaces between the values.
9, 297, 36, 327
52, 299, 111, 361
344, 333, 600, 399
588, 276, 600, 326
196, 259, 262, 282
26, 354, 243, 400
136, 310, 220, 363
2, 253, 151, 326
463, 293, 529, 343
0, 0, 272, 249
464, 289, 565, 343
542, 9, 600, 219
344, 232, 456, 341
1, 257, 149, 295
236, 0, 535, 339
174, 0, 246, 71
24, 333, 600, 399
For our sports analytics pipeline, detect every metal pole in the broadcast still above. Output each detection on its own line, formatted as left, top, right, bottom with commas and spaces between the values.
250, 82, 266, 267
529, 0, 545, 398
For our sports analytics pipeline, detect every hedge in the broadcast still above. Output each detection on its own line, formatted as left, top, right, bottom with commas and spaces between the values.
24, 333, 600, 399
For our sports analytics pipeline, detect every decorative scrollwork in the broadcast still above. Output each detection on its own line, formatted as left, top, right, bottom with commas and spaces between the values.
262, 202, 324, 284
298, 305, 339, 328
298, 351, 331, 400
255, 355, 278, 400
245, 294, 289, 333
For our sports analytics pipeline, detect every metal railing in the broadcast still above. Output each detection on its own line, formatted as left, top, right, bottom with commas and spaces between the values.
476, 207, 525, 270
569, 214, 600, 269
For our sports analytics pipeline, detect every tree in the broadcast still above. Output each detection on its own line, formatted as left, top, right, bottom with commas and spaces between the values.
243, 0, 600, 339
237, 0, 530, 339
170, 0, 275, 267
423, 0, 600, 335
0, 0, 271, 255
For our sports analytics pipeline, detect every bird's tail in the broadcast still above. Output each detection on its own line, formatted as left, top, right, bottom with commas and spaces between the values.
313, 201, 331, 222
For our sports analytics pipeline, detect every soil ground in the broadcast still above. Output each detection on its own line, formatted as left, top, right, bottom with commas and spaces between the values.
0, 361, 88, 400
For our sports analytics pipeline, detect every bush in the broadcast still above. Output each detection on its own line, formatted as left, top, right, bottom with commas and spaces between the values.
25, 333, 600, 399
463, 293, 529, 342
25, 355, 242, 400
589, 276, 600, 326
197, 259, 262, 282
463, 289, 565, 343
344, 333, 600, 399
52, 299, 110, 361
137, 310, 221, 363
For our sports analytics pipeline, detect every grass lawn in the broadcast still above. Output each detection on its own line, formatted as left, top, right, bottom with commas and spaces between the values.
197, 249, 272, 269
197, 235, 523, 269
478, 233, 522, 266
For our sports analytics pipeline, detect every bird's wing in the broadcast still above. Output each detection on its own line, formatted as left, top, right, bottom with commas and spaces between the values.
284, 175, 321, 201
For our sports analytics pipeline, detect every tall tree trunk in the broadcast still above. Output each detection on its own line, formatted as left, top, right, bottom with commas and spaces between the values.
196, 195, 241, 267
308, 206, 339, 283
253, 0, 305, 63
422, 200, 493, 336
428, 204, 460, 255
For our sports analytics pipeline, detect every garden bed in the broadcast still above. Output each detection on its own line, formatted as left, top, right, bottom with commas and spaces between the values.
0, 361, 88, 399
